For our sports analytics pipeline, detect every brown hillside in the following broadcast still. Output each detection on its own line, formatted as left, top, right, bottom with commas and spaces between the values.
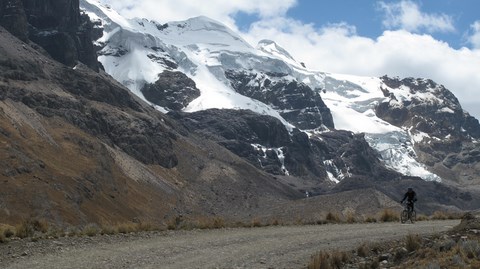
0, 26, 301, 226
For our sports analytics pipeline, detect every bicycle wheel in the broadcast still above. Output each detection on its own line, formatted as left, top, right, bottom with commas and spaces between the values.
401, 210, 408, 223
410, 210, 416, 223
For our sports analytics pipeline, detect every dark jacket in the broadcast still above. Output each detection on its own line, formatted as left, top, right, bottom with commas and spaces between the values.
401, 190, 417, 203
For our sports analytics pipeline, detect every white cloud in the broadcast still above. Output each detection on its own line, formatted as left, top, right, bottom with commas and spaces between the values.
377, 0, 455, 33
469, 21, 480, 49
243, 18, 480, 118
99, 0, 297, 30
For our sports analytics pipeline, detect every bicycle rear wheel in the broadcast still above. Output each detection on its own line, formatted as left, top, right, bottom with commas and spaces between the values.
400, 210, 408, 223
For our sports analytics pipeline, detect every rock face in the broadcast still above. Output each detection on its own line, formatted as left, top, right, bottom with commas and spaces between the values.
376, 76, 480, 184
225, 70, 334, 130
0, 0, 101, 70
141, 71, 201, 111
171, 109, 399, 193
0, 0, 28, 41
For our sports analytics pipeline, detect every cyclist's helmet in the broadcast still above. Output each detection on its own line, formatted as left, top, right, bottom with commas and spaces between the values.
407, 187, 413, 191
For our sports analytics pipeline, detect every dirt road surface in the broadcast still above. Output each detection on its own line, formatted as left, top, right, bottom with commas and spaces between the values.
2, 220, 459, 269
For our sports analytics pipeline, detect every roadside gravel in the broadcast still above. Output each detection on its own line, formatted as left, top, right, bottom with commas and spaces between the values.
1, 220, 459, 269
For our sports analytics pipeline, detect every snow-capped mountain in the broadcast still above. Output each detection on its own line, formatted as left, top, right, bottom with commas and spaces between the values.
80, 0, 480, 185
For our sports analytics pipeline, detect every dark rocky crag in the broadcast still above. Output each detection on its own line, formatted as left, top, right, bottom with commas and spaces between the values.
377, 76, 480, 184
171, 109, 400, 191
0, 0, 101, 70
225, 70, 334, 130
141, 70, 201, 111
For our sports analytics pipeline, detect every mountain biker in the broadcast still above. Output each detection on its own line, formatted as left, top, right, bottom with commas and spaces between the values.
400, 187, 417, 211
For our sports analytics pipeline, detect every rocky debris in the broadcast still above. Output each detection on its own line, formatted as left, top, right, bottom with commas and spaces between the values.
452, 212, 480, 232
225, 70, 334, 129
141, 70, 200, 111
0, 0, 101, 71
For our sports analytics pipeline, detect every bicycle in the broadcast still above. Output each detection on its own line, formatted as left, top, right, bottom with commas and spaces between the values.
400, 201, 416, 224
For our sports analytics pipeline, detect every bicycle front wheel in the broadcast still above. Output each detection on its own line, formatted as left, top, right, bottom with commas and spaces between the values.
410, 210, 416, 223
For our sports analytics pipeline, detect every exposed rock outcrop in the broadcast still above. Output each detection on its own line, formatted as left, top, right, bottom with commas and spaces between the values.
376, 76, 480, 184
225, 70, 334, 130
141, 70, 200, 111
171, 109, 398, 191
0, 0, 101, 70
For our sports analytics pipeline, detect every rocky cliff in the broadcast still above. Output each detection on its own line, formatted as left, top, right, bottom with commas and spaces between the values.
0, 0, 101, 70
377, 76, 480, 184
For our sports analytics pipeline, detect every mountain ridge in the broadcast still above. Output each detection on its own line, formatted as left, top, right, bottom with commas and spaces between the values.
1, 0, 479, 227
80, 0, 480, 185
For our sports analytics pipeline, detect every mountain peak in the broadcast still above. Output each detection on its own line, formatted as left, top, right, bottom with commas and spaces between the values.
257, 39, 297, 63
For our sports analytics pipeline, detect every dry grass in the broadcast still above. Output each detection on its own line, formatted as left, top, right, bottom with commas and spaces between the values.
308, 250, 350, 269
82, 224, 101, 237
431, 211, 461, 220
405, 234, 422, 252
15, 220, 36, 239
364, 216, 377, 223
379, 209, 399, 222
0, 224, 15, 243
325, 212, 341, 223
357, 243, 370, 257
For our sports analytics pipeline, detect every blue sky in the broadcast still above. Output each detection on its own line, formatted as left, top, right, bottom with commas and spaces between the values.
235, 0, 479, 49
299, 1, 472, 48
101, 0, 480, 119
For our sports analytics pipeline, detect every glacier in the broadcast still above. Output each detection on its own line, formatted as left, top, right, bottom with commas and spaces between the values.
81, 0, 445, 182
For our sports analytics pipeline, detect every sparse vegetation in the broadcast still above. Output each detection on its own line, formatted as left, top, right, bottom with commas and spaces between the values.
0, 224, 15, 243
405, 234, 422, 252
357, 243, 370, 257
308, 250, 350, 269
379, 209, 399, 222
15, 220, 36, 239
306, 213, 480, 269
431, 211, 461, 220
82, 224, 101, 237
325, 212, 340, 223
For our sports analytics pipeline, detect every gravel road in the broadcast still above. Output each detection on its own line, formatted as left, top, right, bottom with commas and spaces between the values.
1, 220, 459, 269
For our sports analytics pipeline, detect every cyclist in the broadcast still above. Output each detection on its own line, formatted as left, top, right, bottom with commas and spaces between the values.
400, 187, 417, 212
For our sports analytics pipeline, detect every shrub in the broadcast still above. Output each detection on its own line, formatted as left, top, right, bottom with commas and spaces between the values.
357, 244, 370, 257
364, 216, 377, 223
405, 234, 422, 252
325, 212, 340, 223
2, 226, 15, 238
212, 217, 225, 229
117, 223, 137, 234
100, 225, 117, 235
251, 218, 262, 228
0, 231, 5, 243
308, 251, 349, 269
416, 214, 429, 221
82, 224, 100, 237
431, 211, 448, 220
380, 209, 399, 222
32, 219, 49, 233
15, 220, 35, 238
